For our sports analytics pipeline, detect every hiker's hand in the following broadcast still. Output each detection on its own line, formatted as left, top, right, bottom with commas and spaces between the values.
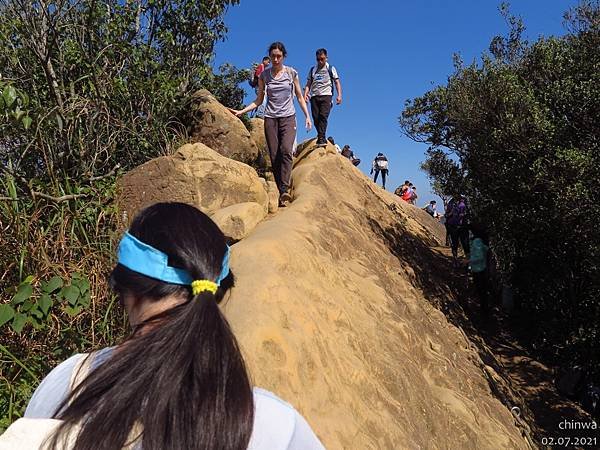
305, 117, 312, 131
304, 93, 310, 103
336, 95, 342, 105
227, 107, 243, 117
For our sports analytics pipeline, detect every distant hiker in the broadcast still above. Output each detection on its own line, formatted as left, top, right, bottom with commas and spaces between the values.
230, 42, 312, 207
424, 200, 438, 218
401, 181, 413, 202
445, 193, 470, 267
410, 186, 418, 205
303, 48, 342, 147
17, 203, 325, 450
470, 223, 490, 315
249, 56, 270, 89
341, 144, 361, 166
371, 152, 389, 189
250, 56, 270, 118
328, 136, 342, 153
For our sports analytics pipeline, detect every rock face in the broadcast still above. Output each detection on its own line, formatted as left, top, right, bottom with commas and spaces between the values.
248, 118, 267, 154
221, 141, 530, 450
187, 89, 258, 165
210, 202, 267, 243
248, 117, 271, 173
118, 143, 268, 224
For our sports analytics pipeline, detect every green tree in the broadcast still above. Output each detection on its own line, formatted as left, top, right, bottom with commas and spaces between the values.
401, 1, 600, 379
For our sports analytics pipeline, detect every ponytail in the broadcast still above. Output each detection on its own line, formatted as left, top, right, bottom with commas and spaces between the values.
47, 203, 254, 450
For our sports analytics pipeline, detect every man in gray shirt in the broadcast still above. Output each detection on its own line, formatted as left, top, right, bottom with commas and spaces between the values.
303, 48, 342, 147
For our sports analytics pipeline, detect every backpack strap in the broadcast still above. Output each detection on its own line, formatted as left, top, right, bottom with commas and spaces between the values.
328, 64, 336, 94
309, 64, 337, 95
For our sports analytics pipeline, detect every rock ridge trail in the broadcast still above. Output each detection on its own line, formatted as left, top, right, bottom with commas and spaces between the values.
222, 140, 532, 449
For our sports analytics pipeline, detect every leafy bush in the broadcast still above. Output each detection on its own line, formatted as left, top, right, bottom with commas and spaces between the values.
400, 1, 600, 378
0, 0, 244, 429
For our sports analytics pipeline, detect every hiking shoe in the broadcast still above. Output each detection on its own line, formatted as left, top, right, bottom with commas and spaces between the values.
279, 192, 292, 207
316, 139, 327, 147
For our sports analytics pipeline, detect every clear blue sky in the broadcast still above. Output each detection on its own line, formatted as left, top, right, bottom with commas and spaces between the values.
214, 0, 578, 207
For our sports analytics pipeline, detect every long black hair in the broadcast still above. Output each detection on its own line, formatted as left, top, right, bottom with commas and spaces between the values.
47, 202, 254, 450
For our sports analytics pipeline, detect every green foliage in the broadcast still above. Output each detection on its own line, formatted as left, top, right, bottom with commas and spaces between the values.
0, 0, 242, 185
0, 0, 244, 430
401, 2, 600, 376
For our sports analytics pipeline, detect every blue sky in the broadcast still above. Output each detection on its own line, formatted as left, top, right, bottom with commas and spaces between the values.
214, 0, 579, 208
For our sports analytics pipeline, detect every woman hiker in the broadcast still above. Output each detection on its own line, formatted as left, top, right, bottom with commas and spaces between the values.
229, 42, 312, 207
19, 203, 325, 450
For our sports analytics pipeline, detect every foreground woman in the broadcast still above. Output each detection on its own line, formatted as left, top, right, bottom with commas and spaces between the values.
18, 202, 324, 450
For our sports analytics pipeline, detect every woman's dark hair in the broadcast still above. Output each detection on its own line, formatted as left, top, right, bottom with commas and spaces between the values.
268, 41, 287, 57
48, 202, 254, 450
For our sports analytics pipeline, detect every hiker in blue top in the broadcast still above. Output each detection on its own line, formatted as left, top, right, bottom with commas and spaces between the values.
470, 223, 490, 315
445, 193, 470, 267
304, 48, 342, 147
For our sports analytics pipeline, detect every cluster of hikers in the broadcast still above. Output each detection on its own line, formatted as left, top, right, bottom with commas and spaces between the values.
434, 194, 492, 316
393, 180, 418, 204
230, 42, 342, 208
2, 202, 326, 449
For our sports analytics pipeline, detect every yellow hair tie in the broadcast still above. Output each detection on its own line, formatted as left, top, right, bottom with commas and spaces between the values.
191, 279, 218, 295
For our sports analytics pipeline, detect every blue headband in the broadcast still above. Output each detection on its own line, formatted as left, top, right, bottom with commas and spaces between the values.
117, 231, 231, 286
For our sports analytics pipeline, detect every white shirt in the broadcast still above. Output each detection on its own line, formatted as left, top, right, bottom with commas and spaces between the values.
25, 351, 325, 450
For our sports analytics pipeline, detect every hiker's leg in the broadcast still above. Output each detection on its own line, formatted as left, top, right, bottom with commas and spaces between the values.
264, 117, 282, 192
310, 96, 320, 139
448, 225, 460, 258
278, 115, 297, 194
316, 95, 333, 143
473, 272, 489, 313
459, 226, 470, 257
373, 169, 379, 183
381, 169, 388, 189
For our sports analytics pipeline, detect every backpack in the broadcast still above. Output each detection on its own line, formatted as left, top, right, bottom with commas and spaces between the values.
375, 157, 388, 170
0, 354, 93, 449
248, 72, 259, 88
309, 64, 336, 94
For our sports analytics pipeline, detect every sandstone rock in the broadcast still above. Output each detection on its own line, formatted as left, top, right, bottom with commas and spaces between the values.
266, 181, 279, 214
186, 89, 258, 165
118, 143, 268, 224
221, 140, 530, 450
249, 117, 271, 174
210, 202, 267, 242
249, 118, 267, 154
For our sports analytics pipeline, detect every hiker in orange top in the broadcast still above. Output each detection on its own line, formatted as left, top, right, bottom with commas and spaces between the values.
401, 181, 413, 202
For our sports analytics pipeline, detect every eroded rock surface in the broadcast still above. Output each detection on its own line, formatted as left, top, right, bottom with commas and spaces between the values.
118, 143, 268, 223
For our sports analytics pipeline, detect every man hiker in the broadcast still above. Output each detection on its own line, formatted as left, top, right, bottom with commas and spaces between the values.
446, 193, 470, 267
304, 48, 342, 147
341, 145, 360, 166
371, 153, 389, 189
424, 200, 438, 217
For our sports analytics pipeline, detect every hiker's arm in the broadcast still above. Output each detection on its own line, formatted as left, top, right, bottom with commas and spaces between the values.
334, 78, 342, 104
294, 76, 312, 130
228, 78, 265, 116
303, 79, 311, 102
